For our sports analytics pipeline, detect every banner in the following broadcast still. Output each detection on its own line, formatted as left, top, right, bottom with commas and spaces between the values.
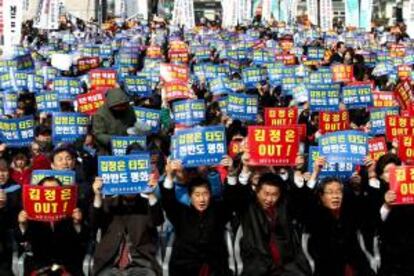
373, 91, 398, 108
114, 0, 126, 18
307, 83, 341, 111
370, 107, 399, 135
0, 116, 34, 147
386, 115, 414, 141
344, 0, 359, 28
36, 91, 59, 113
342, 84, 373, 108
319, 110, 350, 134
394, 80, 413, 110
33, 0, 59, 30
248, 126, 300, 166
332, 64, 354, 82
359, 0, 373, 31
52, 112, 89, 143
98, 154, 152, 195
319, 130, 368, 164
3, 0, 23, 48
264, 107, 298, 126
227, 92, 258, 122
23, 185, 77, 222
164, 81, 193, 102
160, 63, 189, 83
76, 90, 105, 116
308, 146, 354, 179
171, 126, 227, 167
134, 107, 161, 133
262, 0, 272, 23
31, 170, 76, 186
172, 0, 195, 29
389, 166, 414, 205
111, 136, 146, 156
173, 99, 205, 126
89, 69, 117, 89
368, 137, 387, 161
320, 0, 333, 31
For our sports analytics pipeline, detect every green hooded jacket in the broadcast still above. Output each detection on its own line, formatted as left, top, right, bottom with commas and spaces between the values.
92, 88, 136, 154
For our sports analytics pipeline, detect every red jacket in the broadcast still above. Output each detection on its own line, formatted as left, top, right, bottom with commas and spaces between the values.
10, 168, 32, 186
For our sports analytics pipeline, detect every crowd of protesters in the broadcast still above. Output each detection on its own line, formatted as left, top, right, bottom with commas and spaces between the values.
0, 11, 413, 276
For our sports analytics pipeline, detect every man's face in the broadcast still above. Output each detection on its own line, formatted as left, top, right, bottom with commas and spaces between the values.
338, 44, 346, 54
36, 134, 52, 143
321, 182, 343, 211
0, 169, 9, 185
256, 184, 280, 210
52, 151, 75, 170
190, 186, 211, 212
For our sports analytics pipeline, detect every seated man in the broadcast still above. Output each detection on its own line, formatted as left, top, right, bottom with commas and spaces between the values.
15, 177, 90, 275
90, 176, 163, 276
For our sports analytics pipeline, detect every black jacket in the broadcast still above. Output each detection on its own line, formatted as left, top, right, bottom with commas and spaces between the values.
91, 196, 163, 276
160, 183, 241, 276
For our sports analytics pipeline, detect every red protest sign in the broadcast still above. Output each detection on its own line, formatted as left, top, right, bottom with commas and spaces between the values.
389, 166, 414, 205
264, 107, 298, 126
76, 90, 106, 115
23, 185, 77, 222
368, 137, 387, 161
147, 46, 163, 59
275, 53, 296, 65
332, 64, 354, 83
160, 63, 189, 83
389, 44, 406, 58
398, 136, 414, 164
169, 50, 189, 63
247, 126, 300, 166
394, 80, 413, 110
228, 140, 243, 159
77, 57, 100, 73
398, 65, 412, 81
89, 69, 117, 89
385, 115, 414, 141
373, 91, 399, 108
319, 110, 350, 134
164, 81, 194, 102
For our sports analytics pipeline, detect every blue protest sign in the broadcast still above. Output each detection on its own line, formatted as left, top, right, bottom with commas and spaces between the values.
171, 126, 227, 167
369, 107, 400, 135
36, 92, 60, 113
243, 67, 266, 89
52, 112, 90, 143
111, 136, 147, 156
307, 47, 325, 61
118, 52, 140, 67
99, 44, 113, 58
82, 45, 100, 57
307, 83, 341, 111
134, 107, 161, 133
227, 92, 258, 122
98, 154, 152, 195
31, 170, 75, 185
227, 79, 245, 92
319, 130, 368, 164
252, 49, 274, 65
342, 84, 373, 108
124, 76, 151, 97
36, 66, 59, 86
53, 77, 83, 100
209, 77, 231, 95
12, 71, 29, 91
193, 46, 211, 61
267, 64, 296, 87
305, 68, 333, 84
308, 146, 354, 180
0, 116, 34, 147
173, 99, 205, 126
2, 92, 17, 115
27, 74, 44, 92
0, 72, 13, 91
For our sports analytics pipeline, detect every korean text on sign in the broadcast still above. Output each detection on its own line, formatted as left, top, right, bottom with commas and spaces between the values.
171, 126, 227, 168
23, 185, 78, 222
319, 130, 368, 165
31, 170, 76, 186
52, 112, 90, 143
0, 116, 34, 147
98, 154, 152, 195
389, 166, 414, 205
111, 136, 146, 156
247, 126, 300, 166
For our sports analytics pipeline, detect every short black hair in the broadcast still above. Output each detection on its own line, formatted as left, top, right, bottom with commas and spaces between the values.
316, 176, 343, 196
126, 142, 145, 155
187, 177, 211, 196
51, 145, 77, 161
256, 173, 284, 192
35, 125, 52, 137
375, 153, 401, 178
38, 176, 63, 186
